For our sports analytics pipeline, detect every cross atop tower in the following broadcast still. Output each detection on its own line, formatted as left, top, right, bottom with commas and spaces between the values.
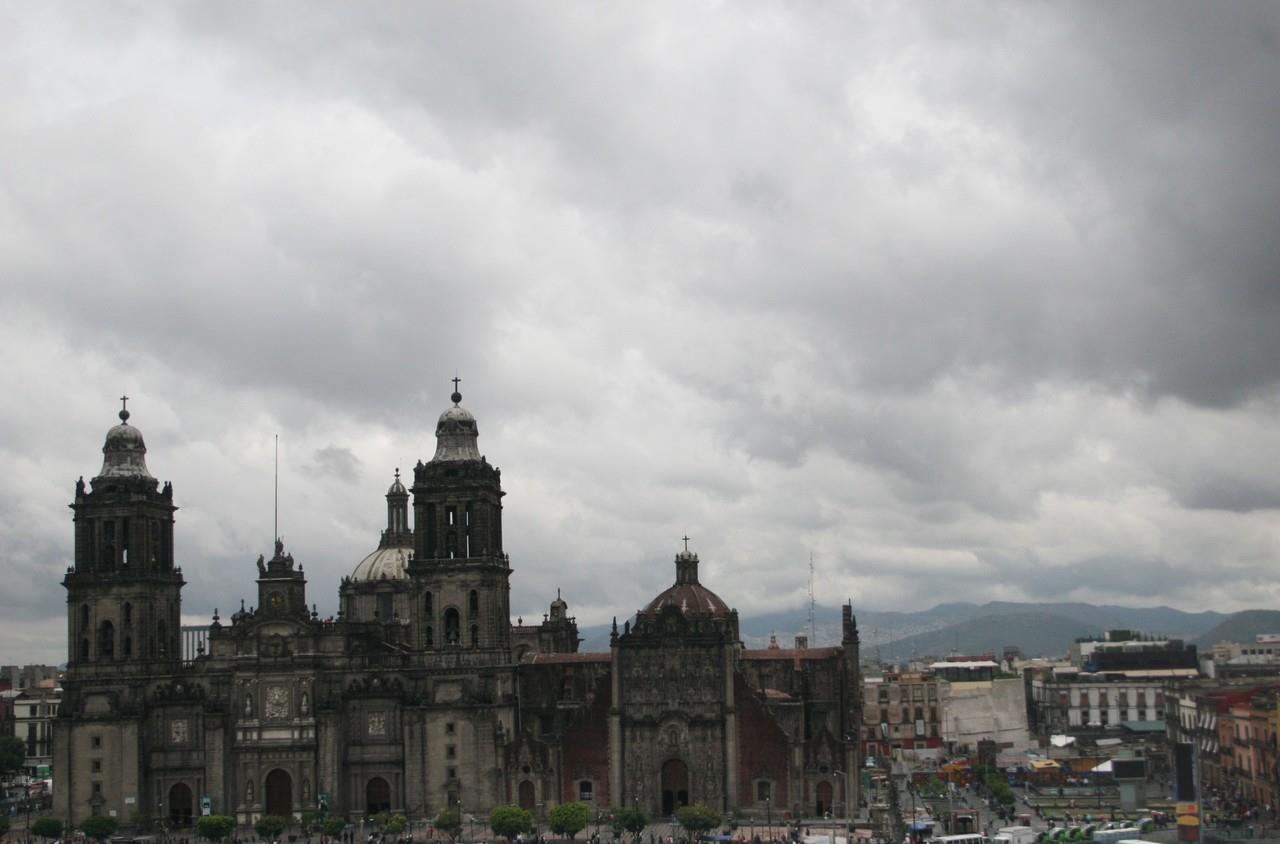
682, 534, 691, 552
120, 394, 129, 411
450, 376, 462, 406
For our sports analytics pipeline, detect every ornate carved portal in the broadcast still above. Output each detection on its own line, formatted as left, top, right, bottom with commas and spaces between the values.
660, 758, 689, 816
168, 782, 194, 828
265, 769, 293, 817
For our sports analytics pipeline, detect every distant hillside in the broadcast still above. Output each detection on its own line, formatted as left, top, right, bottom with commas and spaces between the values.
874, 611, 1091, 661
577, 600, 1228, 657
1193, 610, 1280, 647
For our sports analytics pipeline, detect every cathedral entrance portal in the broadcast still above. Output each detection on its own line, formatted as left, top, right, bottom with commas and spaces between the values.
661, 759, 689, 816
168, 782, 193, 828
518, 781, 536, 811
265, 769, 293, 818
816, 781, 833, 816
367, 777, 391, 815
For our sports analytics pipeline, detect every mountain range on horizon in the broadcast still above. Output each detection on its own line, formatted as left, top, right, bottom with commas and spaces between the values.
578, 600, 1280, 660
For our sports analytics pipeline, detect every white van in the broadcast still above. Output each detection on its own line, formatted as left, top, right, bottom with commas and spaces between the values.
992, 827, 1037, 844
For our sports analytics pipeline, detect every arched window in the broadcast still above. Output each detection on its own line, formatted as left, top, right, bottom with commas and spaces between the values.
446, 531, 457, 559
470, 624, 480, 647
425, 591, 434, 616
99, 620, 115, 658
468, 590, 479, 617
444, 609, 460, 645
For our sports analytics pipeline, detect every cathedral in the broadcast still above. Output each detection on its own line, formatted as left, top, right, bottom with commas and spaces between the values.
53, 389, 863, 828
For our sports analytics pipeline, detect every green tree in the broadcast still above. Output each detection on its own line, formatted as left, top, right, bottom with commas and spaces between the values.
324, 818, 348, 838
491, 805, 534, 841
255, 814, 290, 841
0, 736, 26, 781
549, 803, 590, 840
82, 815, 119, 841
198, 815, 236, 842
30, 817, 65, 841
617, 807, 648, 836
434, 809, 463, 843
384, 815, 407, 836
675, 805, 720, 839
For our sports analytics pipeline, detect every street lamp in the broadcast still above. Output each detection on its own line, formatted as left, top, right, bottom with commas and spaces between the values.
766, 796, 772, 842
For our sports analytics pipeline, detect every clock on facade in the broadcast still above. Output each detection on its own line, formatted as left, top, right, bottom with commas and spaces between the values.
268, 591, 285, 610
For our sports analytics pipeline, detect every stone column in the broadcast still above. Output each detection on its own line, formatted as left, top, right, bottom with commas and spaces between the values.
609, 644, 623, 809
724, 646, 738, 812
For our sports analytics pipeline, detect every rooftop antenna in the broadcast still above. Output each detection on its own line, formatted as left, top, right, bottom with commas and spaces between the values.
274, 433, 279, 545
807, 552, 816, 647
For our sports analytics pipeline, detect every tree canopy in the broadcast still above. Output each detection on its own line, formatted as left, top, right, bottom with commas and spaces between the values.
490, 805, 534, 841
675, 805, 720, 837
434, 808, 463, 843
616, 807, 648, 835
548, 802, 590, 840
0, 736, 26, 781
255, 815, 290, 840
324, 818, 348, 838
31, 817, 64, 841
82, 815, 119, 841
197, 815, 236, 842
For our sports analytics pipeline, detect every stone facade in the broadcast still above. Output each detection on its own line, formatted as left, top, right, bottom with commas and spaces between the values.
55, 392, 861, 827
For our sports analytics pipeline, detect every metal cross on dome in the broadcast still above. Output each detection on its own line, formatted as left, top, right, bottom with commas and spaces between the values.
682, 534, 691, 552
120, 395, 129, 412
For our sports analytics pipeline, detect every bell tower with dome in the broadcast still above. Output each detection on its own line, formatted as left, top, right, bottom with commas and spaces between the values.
408, 382, 511, 652
64, 398, 184, 670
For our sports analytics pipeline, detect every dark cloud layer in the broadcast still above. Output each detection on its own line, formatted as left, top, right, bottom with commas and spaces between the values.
2, 2, 1279, 663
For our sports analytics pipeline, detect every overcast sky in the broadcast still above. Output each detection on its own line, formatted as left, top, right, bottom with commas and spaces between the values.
3, 2, 1279, 665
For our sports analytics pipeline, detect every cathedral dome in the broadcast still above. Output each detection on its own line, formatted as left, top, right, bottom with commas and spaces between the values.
432, 385, 482, 462
351, 545, 412, 581
643, 549, 731, 618
97, 405, 154, 480
387, 471, 408, 496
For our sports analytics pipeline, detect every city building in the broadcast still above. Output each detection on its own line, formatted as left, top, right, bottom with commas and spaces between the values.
14, 685, 62, 780
54, 392, 863, 826
861, 670, 944, 761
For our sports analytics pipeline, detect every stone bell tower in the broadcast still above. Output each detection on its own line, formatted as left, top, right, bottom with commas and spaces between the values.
57, 398, 184, 825
64, 397, 184, 670
407, 380, 511, 652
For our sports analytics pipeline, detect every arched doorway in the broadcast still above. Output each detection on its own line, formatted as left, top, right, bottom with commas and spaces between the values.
265, 769, 293, 818
661, 759, 689, 816
518, 781, 536, 811
367, 777, 391, 815
816, 781, 833, 816
168, 782, 194, 828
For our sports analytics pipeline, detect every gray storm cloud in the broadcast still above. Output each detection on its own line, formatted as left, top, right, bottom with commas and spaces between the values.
1, 2, 1278, 663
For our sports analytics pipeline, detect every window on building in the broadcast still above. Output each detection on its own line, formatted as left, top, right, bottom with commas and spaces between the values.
99, 620, 115, 659
469, 590, 480, 617
444, 609, 461, 645
447, 768, 457, 781
91, 760, 102, 772
91, 735, 102, 749
446, 722, 455, 735
579, 781, 593, 802
425, 626, 434, 648
425, 592, 434, 616
757, 781, 772, 802
446, 745, 456, 759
